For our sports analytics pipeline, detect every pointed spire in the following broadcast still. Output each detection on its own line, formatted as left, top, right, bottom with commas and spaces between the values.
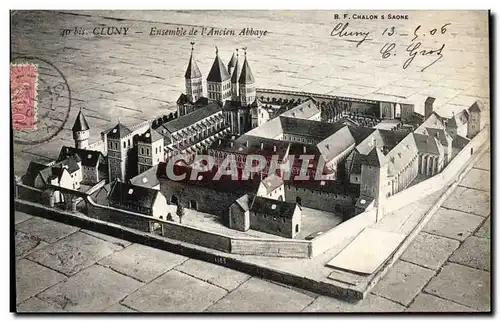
184, 42, 202, 79
231, 49, 240, 83
238, 47, 255, 84
72, 108, 90, 132
228, 50, 238, 71
206, 46, 230, 82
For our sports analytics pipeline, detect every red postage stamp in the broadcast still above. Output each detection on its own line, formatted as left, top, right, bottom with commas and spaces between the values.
10, 63, 38, 130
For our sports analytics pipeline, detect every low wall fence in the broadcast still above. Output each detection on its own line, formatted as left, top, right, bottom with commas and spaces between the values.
383, 127, 489, 215
310, 208, 377, 257
86, 196, 310, 257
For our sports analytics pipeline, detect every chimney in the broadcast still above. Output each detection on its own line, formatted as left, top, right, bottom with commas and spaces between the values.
425, 97, 435, 119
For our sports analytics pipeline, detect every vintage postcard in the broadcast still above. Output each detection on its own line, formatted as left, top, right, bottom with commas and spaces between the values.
11, 10, 491, 313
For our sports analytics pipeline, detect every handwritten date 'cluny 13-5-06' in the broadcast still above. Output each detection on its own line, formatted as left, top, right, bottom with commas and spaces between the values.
331, 22, 451, 72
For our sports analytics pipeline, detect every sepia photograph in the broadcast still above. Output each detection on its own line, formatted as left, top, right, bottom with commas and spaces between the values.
10, 9, 491, 313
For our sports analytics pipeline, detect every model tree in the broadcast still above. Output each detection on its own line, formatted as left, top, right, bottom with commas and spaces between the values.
176, 203, 185, 224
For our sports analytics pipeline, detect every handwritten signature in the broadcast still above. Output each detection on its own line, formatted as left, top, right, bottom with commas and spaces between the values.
331, 22, 451, 72
330, 22, 372, 47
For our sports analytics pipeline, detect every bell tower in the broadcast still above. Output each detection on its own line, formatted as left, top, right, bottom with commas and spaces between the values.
72, 108, 90, 149
206, 47, 231, 104
239, 48, 256, 107
184, 41, 203, 103
230, 49, 240, 102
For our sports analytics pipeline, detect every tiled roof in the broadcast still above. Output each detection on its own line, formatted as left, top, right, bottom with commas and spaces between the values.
207, 53, 230, 82
23, 161, 49, 186
184, 52, 202, 79
279, 116, 343, 139
107, 123, 132, 139
260, 174, 284, 193
385, 133, 419, 177
230, 55, 240, 83
234, 193, 250, 211
425, 128, 449, 147
137, 127, 163, 144
280, 99, 321, 120
108, 180, 159, 211
448, 110, 469, 128
452, 134, 470, 150
228, 51, 238, 70
317, 126, 356, 161
72, 110, 90, 132
157, 163, 261, 195
129, 165, 160, 189
238, 56, 255, 84
209, 134, 290, 159
287, 179, 360, 195
163, 103, 221, 133
469, 101, 483, 113
250, 196, 298, 218
413, 133, 440, 155
57, 146, 105, 167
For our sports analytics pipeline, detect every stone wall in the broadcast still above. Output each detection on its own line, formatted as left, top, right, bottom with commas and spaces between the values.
383, 126, 489, 215
160, 221, 232, 252
231, 238, 310, 258
284, 184, 355, 213
310, 208, 377, 257
86, 197, 151, 232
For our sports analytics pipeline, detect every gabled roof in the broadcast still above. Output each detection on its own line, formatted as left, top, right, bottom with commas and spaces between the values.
157, 163, 261, 195
108, 180, 159, 211
280, 99, 321, 120
23, 161, 49, 186
362, 146, 386, 167
184, 51, 202, 79
209, 134, 290, 159
163, 103, 221, 133
250, 196, 298, 218
58, 146, 105, 167
317, 126, 356, 161
452, 134, 470, 150
425, 127, 449, 147
385, 133, 419, 177
137, 127, 163, 144
234, 193, 250, 212
260, 174, 284, 193
72, 110, 90, 132
56, 155, 81, 174
413, 133, 440, 155
448, 110, 468, 128
129, 165, 160, 189
177, 93, 189, 105
469, 101, 483, 113
238, 56, 255, 84
107, 123, 132, 139
207, 53, 230, 82
279, 116, 343, 140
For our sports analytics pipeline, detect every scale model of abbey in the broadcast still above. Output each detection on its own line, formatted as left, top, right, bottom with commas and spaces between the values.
20, 44, 486, 240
